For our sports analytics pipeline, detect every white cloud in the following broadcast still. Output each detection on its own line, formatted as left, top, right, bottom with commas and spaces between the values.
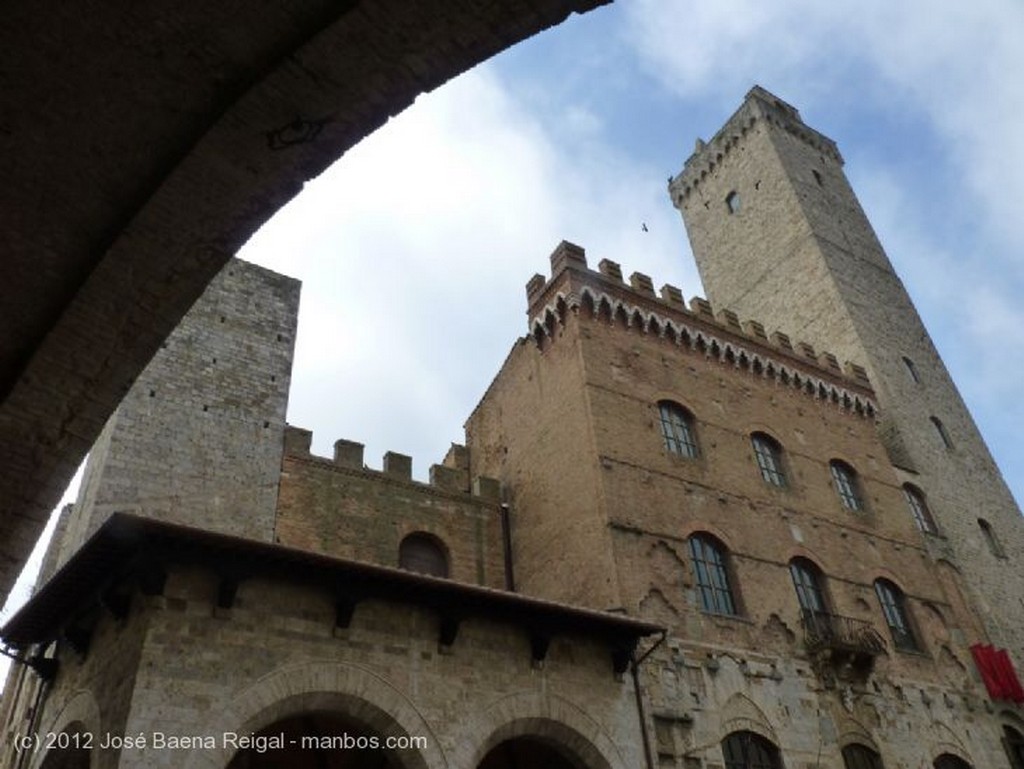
240, 66, 696, 477
623, 0, 1024, 504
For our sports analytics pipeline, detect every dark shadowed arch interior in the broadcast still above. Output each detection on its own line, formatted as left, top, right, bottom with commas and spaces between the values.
933, 754, 972, 769
37, 723, 91, 769
226, 710, 422, 769
477, 737, 584, 769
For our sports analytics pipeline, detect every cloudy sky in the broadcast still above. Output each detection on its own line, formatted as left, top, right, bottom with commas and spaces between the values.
3, 0, 1023, 649
240, 0, 1024, 505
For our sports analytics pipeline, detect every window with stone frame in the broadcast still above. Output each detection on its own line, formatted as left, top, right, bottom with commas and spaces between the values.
790, 558, 828, 616
874, 579, 919, 652
842, 744, 885, 769
658, 400, 699, 458
903, 484, 938, 534
751, 433, 787, 488
721, 730, 783, 769
398, 532, 449, 578
688, 534, 739, 617
830, 460, 864, 511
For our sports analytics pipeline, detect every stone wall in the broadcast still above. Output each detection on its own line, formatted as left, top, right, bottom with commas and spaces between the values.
52, 258, 299, 572
672, 86, 1024, 664
7, 562, 646, 769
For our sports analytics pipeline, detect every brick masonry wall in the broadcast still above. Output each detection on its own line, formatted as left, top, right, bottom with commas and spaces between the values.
674, 88, 1024, 665
465, 333, 624, 611
54, 258, 299, 570
275, 435, 506, 589
464, 244, 1017, 768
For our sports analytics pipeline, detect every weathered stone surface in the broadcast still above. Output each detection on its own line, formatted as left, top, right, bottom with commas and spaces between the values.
673, 85, 1024, 667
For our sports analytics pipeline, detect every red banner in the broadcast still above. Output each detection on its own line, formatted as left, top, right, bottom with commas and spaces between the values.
971, 644, 1024, 704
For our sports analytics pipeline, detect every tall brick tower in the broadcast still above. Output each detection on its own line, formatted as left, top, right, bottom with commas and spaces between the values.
670, 86, 1024, 661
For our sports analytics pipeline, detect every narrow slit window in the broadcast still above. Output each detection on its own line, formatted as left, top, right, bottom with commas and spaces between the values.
930, 416, 954, 449
978, 519, 1006, 558
902, 356, 920, 383
725, 191, 741, 214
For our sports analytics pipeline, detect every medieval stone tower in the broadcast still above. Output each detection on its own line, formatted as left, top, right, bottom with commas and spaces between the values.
669, 86, 1024, 662
4, 87, 1024, 769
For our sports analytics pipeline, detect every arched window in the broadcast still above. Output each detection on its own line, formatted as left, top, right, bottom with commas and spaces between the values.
751, 433, 786, 488
978, 518, 1006, 558
658, 401, 699, 458
726, 191, 741, 214
903, 484, 937, 534
688, 534, 739, 616
398, 533, 449, 578
721, 731, 783, 769
931, 416, 954, 449
842, 744, 885, 769
830, 460, 863, 511
874, 579, 919, 652
933, 754, 973, 769
790, 558, 828, 616
1003, 725, 1024, 769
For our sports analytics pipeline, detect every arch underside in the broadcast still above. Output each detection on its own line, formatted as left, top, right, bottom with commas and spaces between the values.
0, 0, 607, 604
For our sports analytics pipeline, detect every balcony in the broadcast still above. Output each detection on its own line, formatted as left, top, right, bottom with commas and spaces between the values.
801, 610, 886, 682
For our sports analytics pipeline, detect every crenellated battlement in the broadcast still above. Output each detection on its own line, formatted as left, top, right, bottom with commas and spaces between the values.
526, 241, 877, 417
668, 86, 842, 206
282, 426, 502, 501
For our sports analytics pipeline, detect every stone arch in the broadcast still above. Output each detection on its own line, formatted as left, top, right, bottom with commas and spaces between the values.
31, 690, 102, 769
927, 720, 974, 767
835, 714, 882, 754
180, 660, 446, 769
719, 691, 780, 745
453, 691, 627, 769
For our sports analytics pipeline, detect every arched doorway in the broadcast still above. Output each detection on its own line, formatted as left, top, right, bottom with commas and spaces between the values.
477, 736, 584, 768
226, 710, 423, 769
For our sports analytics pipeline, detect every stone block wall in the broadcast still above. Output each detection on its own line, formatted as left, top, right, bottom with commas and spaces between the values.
672, 86, 1024, 663
53, 258, 299, 569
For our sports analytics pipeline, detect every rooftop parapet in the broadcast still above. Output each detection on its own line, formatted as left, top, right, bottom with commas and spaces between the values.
668, 85, 843, 205
281, 426, 501, 502
524, 242, 877, 417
